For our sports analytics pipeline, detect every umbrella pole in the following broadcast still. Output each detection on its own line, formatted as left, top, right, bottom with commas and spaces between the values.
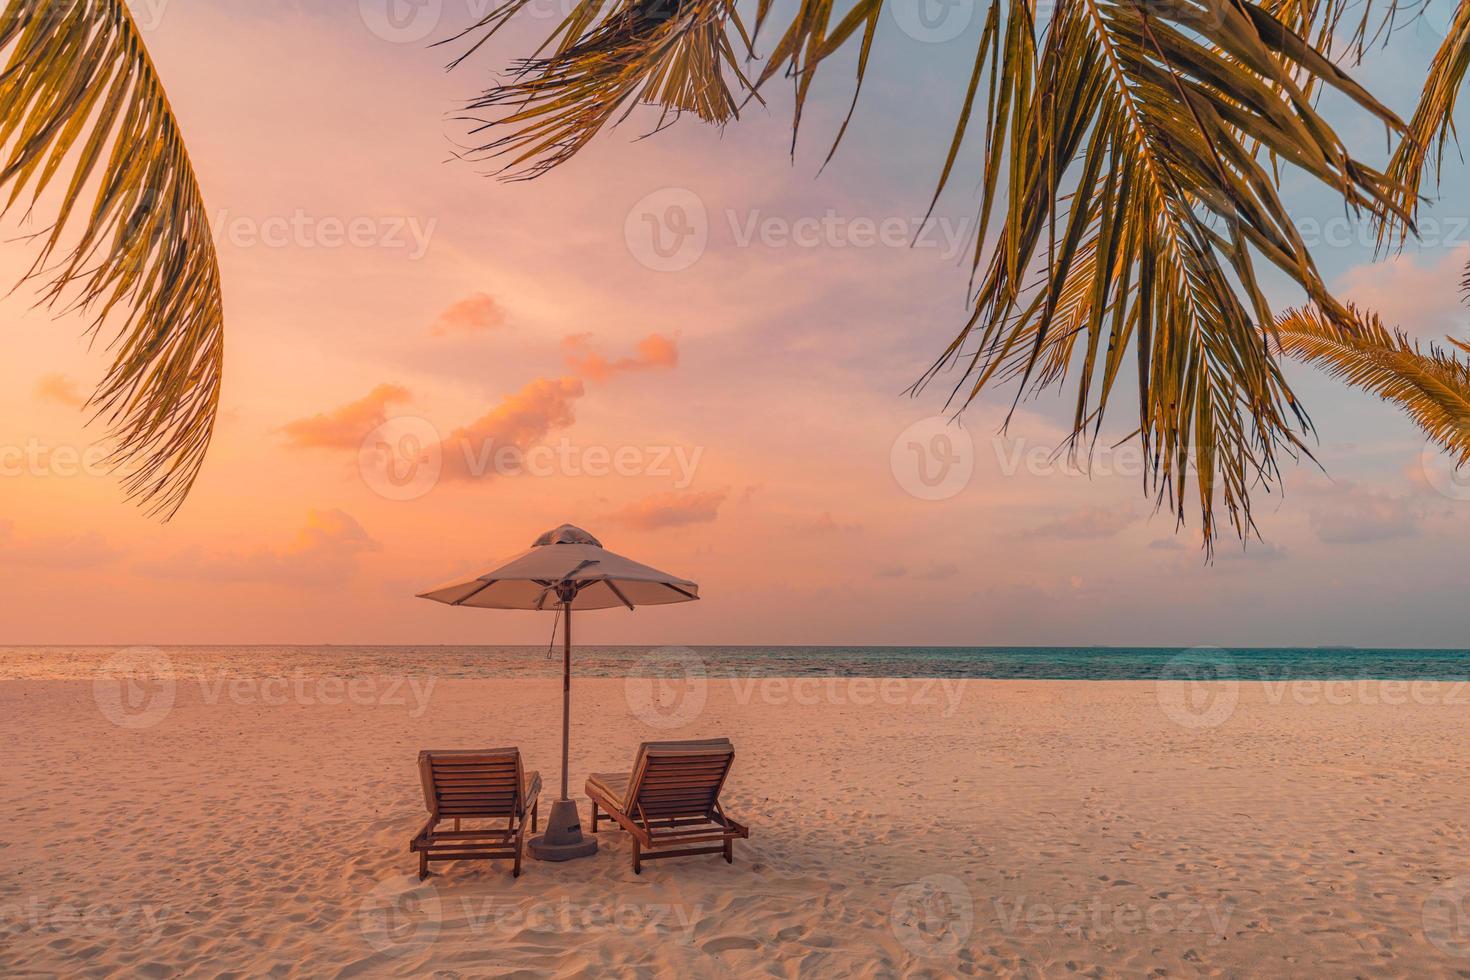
529, 595, 598, 860
561, 598, 571, 800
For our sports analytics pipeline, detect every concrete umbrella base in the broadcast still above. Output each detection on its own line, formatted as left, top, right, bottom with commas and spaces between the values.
528, 798, 599, 861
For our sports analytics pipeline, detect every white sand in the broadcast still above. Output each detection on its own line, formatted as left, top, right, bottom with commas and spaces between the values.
3, 675, 1470, 977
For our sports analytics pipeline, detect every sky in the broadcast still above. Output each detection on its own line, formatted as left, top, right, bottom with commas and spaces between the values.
1, 0, 1468, 647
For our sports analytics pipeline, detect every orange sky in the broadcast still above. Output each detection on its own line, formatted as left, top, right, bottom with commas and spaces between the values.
2, 1, 1468, 647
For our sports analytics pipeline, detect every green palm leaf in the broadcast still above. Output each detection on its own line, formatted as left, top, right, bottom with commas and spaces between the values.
1275, 305, 1470, 464
447, 0, 1407, 550
0, 0, 223, 518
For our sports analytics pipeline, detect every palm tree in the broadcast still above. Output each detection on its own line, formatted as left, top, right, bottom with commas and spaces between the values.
1, 0, 222, 518
446, 0, 1470, 549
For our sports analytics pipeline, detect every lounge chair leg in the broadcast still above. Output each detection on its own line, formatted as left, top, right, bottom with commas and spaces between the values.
418, 851, 428, 880
590, 802, 599, 833
723, 838, 733, 864
632, 840, 641, 875
532, 800, 539, 833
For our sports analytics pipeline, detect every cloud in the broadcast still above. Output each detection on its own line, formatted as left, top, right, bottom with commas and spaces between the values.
282, 383, 412, 450
606, 489, 728, 530
34, 373, 85, 408
1027, 506, 1137, 539
797, 511, 862, 534
431, 292, 507, 337
1305, 481, 1419, 544
1213, 538, 1286, 562
136, 509, 379, 586
297, 376, 585, 482
1336, 245, 1470, 339
0, 520, 121, 568
1404, 455, 1436, 494
876, 560, 957, 580
563, 333, 678, 381
440, 376, 585, 480
1148, 537, 1186, 551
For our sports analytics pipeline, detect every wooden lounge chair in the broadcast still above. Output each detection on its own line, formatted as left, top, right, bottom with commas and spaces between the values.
585, 738, 749, 874
410, 748, 540, 879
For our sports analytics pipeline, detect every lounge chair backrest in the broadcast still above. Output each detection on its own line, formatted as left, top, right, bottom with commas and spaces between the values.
419, 748, 525, 820
626, 738, 734, 821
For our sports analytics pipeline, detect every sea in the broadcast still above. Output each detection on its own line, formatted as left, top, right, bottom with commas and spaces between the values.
2, 645, 1469, 681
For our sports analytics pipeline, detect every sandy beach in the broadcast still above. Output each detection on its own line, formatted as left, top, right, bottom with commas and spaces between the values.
3, 674, 1470, 977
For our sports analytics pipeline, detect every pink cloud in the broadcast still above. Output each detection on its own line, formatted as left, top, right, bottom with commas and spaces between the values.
34, 373, 85, 408
798, 511, 862, 534
917, 561, 959, 581
136, 509, 379, 586
875, 560, 958, 580
282, 383, 412, 450
0, 520, 121, 568
431, 292, 507, 337
606, 489, 728, 530
1336, 245, 1470, 339
1304, 481, 1419, 544
1027, 506, 1138, 540
563, 333, 678, 381
440, 376, 585, 480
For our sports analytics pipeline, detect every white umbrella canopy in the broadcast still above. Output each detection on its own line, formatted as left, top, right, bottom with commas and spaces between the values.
415, 523, 699, 862
416, 524, 698, 611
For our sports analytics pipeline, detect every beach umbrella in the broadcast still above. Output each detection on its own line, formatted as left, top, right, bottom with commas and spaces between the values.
416, 523, 699, 861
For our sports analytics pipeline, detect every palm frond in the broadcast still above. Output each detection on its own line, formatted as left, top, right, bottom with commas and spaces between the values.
448, 0, 1408, 549
446, 0, 755, 178
1380, 0, 1470, 242
1275, 305, 1470, 464
0, 0, 224, 518
913, 0, 1407, 549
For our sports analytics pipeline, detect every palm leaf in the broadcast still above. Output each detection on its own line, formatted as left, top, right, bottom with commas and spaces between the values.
447, 0, 1408, 549
0, 0, 223, 518
445, 0, 756, 178
1382, 0, 1470, 242
1275, 305, 1470, 464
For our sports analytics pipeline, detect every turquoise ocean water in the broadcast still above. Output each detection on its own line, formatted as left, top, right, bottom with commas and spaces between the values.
2, 646, 1468, 680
